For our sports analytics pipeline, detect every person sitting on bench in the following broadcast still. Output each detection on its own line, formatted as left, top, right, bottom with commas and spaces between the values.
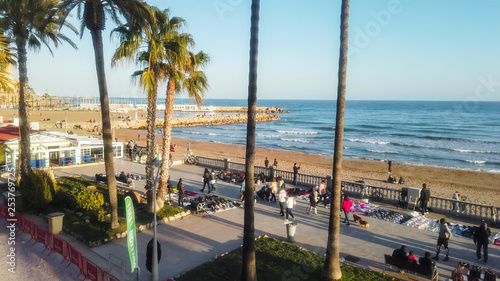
419, 251, 438, 278
392, 245, 408, 260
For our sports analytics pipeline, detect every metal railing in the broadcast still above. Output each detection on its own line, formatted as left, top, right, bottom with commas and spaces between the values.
193, 155, 500, 224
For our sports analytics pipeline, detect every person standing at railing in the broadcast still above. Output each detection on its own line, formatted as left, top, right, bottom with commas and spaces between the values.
293, 163, 301, 185
420, 183, 431, 215
452, 191, 460, 212
273, 158, 278, 168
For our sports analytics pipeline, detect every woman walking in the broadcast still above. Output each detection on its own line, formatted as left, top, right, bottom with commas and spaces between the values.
177, 178, 185, 207
307, 187, 318, 215
342, 195, 353, 225
285, 191, 296, 222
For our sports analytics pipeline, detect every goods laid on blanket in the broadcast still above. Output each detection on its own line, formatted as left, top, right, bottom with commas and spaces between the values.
115, 171, 143, 184
186, 195, 238, 214
298, 196, 500, 246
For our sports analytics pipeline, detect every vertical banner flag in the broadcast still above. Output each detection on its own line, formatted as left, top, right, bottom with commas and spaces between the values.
125, 196, 138, 272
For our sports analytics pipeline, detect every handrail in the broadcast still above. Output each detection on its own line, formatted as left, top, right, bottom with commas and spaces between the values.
193, 155, 500, 224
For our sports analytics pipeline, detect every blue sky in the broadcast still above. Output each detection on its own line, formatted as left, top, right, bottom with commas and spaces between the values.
18, 0, 500, 101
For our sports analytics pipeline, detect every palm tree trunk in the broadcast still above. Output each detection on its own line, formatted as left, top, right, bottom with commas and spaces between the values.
321, 1, 350, 280
89, 29, 119, 229
145, 88, 158, 212
241, 1, 260, 280
15, 36, 31, 179
158, 78, 176, 209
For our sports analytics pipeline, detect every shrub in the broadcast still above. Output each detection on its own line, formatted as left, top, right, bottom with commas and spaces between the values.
156, 204, 183, 219
71, 186, 106, 222
21, 169, 59, 210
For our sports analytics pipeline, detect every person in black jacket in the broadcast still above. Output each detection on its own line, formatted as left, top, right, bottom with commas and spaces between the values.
419, 251, 438, 279
420, 183, 431, 215
473, 221, 491, 264
146, 238, 162, 273
392, 245, 407, 260
200, 168, 210, 193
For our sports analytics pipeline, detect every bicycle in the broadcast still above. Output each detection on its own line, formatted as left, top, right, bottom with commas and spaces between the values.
359, 185, 384, 202
184, 152, 199, 165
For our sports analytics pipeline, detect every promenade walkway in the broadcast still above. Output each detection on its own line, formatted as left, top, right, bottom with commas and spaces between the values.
2, 159, 498, 280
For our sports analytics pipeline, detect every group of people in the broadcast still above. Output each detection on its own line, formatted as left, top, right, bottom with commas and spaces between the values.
452, 191, 468, 213
392, 245, 436, 274
263, 157, 278, 168
200, 168, 217, 193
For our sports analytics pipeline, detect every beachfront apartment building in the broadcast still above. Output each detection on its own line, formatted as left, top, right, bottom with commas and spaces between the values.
0, 124, 123, 171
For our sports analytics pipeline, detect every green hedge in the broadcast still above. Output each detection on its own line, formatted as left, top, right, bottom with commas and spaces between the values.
21, 169, 59, 210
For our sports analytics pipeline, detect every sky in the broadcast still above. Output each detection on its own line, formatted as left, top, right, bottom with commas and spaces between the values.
15, 0, 500, 101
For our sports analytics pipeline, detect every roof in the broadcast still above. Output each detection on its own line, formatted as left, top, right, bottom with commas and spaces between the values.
0, 124, 37, 143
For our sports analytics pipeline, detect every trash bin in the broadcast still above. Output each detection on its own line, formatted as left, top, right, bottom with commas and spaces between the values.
48, 212, 64, 235
286, 222, 297, 242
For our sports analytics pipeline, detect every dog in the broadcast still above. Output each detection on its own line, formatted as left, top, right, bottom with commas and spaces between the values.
353, 214, 370, 228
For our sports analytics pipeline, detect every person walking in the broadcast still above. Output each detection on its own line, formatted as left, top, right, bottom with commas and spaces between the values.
473, 221, 491, 264
177, 178, 185, 207
269, 178, 277, 203
278, 185, 286, 216
138, 134, 140, 141
209, 170, 216, 192
307, 186, 318, 215
146, 238, 161, 273
285, 191, 296, 222
420, 183, 431, 215
264, 157, 269, 168
200, 168, 210, 193
432, 218, 451, 261
342, 195, 353, 225
293, 163, 301, 185
388, 159, 392, 174
318, 180, 327, 207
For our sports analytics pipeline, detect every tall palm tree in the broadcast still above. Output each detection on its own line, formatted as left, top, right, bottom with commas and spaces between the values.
0, 0, 77, 180
157, 27, 209, 194
321, 0, 350, 280
0, 32, 15, 94
112, 6, 174, 211
241, 1, 260, 280
60, 0, 149, 229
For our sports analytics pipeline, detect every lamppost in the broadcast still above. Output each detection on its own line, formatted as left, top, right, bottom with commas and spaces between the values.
147, 159, 162, 281
65, 109, 68, 134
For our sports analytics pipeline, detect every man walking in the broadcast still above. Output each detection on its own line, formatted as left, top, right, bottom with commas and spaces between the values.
432, 218, 451, 261
318, 180, 327, 207
388, 159, 392, 174
420, 183, 430, 215
473, 221, 491, 264
293, 163, 301, 185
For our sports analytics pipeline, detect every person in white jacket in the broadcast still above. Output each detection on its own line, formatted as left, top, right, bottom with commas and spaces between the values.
285, 192, 296, 222
278, 186, 287, 216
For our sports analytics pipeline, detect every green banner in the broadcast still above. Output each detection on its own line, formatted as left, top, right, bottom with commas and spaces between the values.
125, 196, 138, 272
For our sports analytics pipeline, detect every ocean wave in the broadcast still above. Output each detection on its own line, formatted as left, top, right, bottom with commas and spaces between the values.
277, 130, 318, 135
281, 138, 310, 144
347, 138, 390, 145
366, 149, 399, 154
451, 148, 500, 154
464, 160, 486, 164
418, 135, 500, 144
257, 134, 282, 138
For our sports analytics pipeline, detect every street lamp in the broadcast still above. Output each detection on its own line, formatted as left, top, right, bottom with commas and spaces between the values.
147, 159, 162, 281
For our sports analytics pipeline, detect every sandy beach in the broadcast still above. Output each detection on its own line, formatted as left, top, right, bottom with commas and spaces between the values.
2, 109, 499, 206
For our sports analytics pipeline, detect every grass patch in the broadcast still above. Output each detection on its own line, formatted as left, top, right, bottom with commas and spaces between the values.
176, 237, 398, 281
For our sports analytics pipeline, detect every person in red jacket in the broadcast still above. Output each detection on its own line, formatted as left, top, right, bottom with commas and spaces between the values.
342, 195, 353, 225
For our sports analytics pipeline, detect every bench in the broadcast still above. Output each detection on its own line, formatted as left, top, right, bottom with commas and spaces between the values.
383, 254, 438, 281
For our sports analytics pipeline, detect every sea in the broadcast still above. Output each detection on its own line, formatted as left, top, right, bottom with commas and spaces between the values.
91, 98, 500, 173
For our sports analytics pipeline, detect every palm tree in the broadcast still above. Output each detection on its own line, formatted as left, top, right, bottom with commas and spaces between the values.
0, 32, 15, 94
321, 0, 350, 280
0, 0, 77, 180
60, 0, 149, 229
112, 6, 173, 211
157, 25, 209, 195
241, 1, 260, 280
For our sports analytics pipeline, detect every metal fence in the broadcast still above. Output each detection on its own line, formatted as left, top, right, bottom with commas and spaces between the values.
193, 156, 500, 224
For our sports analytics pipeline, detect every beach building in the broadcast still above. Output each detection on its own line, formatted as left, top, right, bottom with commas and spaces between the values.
0, 124, 123, 170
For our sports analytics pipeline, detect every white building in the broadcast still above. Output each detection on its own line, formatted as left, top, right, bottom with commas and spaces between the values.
0, 125, 123, 170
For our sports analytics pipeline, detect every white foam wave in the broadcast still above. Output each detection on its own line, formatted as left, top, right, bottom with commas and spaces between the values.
277, 130, 318, 135
281, 138, 310, 144
465, 160, 486, 164
277, 144, 293, 148
366, 149, 399, 154
257, 134, 282, 138
347, 138, 390, 145
452, 148, 500, 154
